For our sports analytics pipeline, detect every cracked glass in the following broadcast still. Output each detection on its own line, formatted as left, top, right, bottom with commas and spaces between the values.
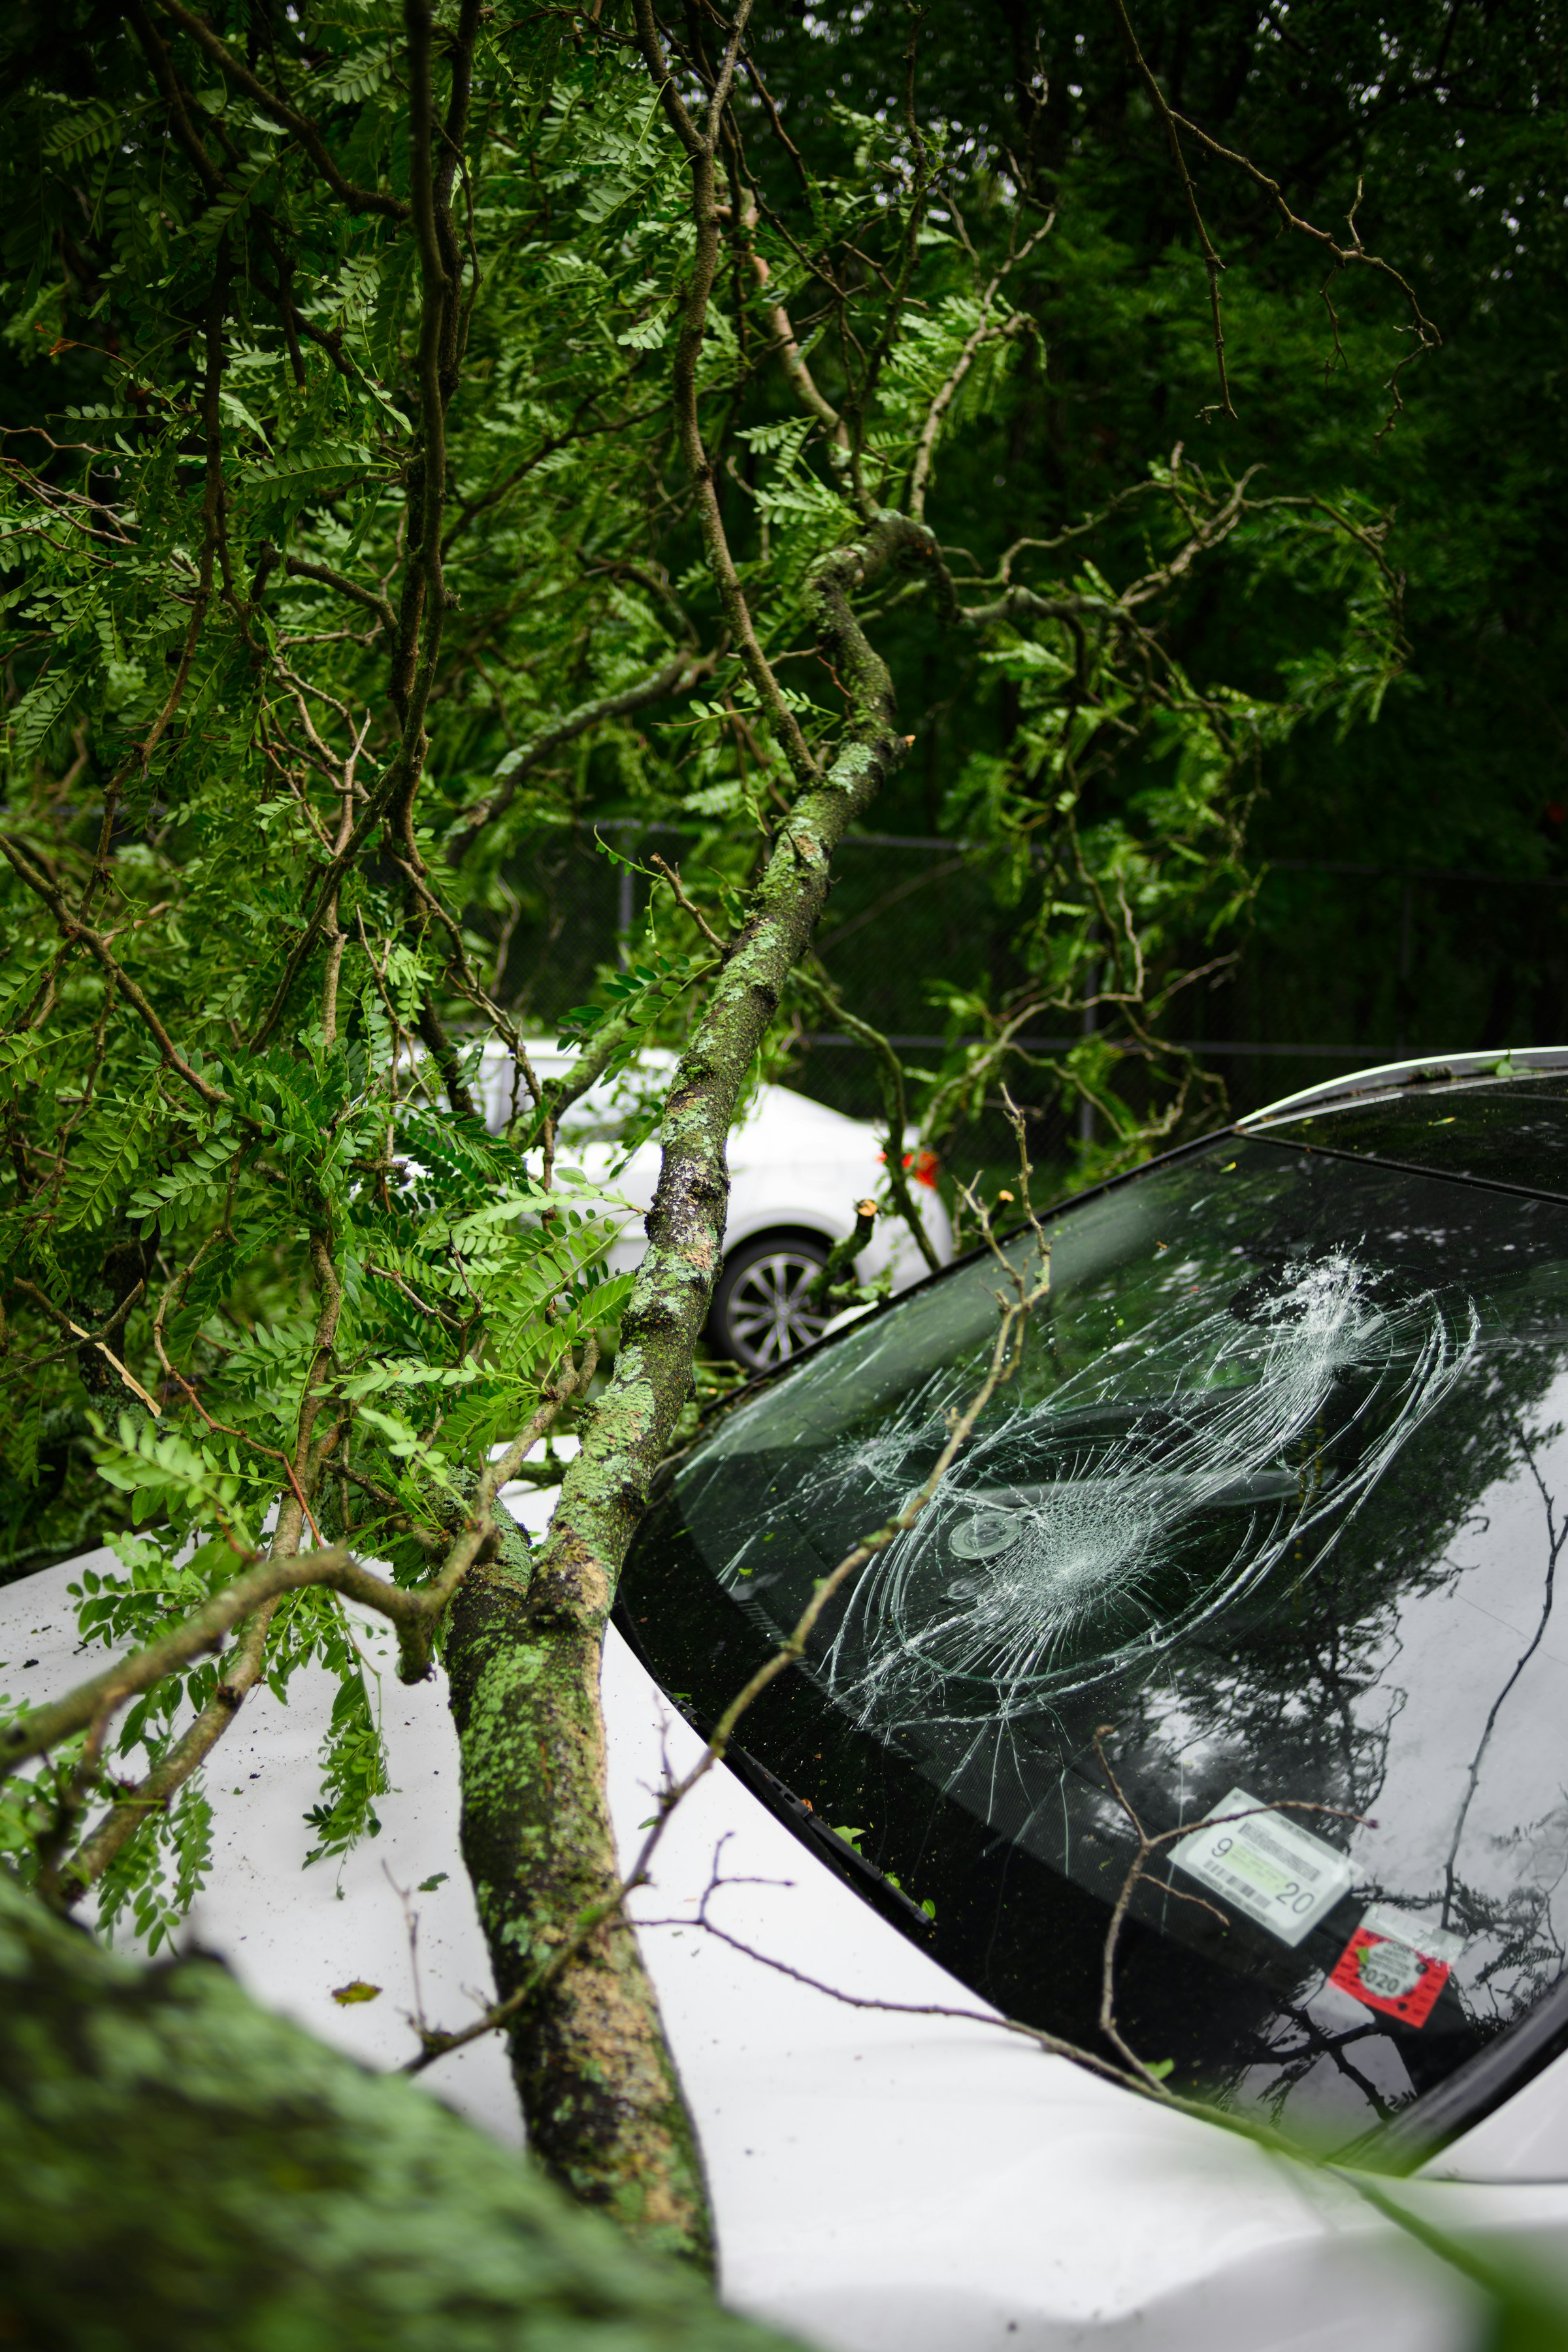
623, 1123, 1568, 2146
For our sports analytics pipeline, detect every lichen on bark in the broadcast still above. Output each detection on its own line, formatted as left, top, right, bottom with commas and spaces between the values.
442, 504, 932, 2265
446, 1548, 714, 2268
0, 1867, 802, 2351
433, 0, 955, 2262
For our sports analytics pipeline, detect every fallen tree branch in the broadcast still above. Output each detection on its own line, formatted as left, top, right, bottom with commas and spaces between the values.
447, 648, 721, 860
0, 1369, 587, 1781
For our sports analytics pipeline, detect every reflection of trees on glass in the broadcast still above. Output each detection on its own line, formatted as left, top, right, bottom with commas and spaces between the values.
1435, 1414, 1568, 1983
1110, 1348, 1568, 2133
1443, 1422, 1567, 1919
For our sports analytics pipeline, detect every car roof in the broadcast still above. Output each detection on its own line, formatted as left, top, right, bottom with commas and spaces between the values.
1241, 1045, 1568, 1128
477, 1039, 879, 1142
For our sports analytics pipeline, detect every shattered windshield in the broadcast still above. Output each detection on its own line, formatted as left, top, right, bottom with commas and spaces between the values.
623, 1134, 1568, 2145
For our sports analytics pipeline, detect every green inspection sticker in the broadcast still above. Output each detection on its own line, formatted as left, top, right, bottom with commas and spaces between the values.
1170, 1786, 1355, 1948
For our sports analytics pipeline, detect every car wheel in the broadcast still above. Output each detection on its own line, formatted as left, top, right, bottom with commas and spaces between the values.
710, 1235, 832, 1372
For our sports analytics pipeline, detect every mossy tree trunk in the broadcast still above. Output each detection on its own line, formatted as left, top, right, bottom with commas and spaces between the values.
0, 1867, 803, 2351
443, 517, 933, 2264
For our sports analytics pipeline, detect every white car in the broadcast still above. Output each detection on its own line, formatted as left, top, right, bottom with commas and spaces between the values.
12, 1048, 1568, 2351
476, 1039, 953, 1371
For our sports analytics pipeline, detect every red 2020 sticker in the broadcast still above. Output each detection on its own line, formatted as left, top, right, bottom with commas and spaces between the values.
1330, 1904, 1464, 2028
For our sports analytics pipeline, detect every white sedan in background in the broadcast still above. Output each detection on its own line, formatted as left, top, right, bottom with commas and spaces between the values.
476, 1041, 953, 1371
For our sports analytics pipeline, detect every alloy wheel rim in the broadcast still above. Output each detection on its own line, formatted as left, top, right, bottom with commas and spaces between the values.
725, 1249, 830, 1369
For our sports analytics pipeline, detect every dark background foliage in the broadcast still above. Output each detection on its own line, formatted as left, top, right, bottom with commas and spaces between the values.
573, 0, 1568, 1128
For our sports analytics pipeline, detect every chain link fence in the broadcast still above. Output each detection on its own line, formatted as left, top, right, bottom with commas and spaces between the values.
487, 825, 1568, 1158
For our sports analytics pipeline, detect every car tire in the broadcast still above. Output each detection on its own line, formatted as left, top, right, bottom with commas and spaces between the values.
709, 1233, 833, 1373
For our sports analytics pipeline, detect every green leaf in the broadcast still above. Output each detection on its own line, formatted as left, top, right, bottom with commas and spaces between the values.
329, 1980, 383, 2006
58, 1092, 160, 1232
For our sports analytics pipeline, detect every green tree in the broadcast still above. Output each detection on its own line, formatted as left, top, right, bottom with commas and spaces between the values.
0, 0, 1418, 2262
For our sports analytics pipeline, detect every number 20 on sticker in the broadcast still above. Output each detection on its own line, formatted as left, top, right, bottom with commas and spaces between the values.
1171, 1788, 1355, 1949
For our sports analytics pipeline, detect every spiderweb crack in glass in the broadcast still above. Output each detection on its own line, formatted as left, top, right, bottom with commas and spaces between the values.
791, 1250, 1478, 1735
624, 1129, 1568, 2138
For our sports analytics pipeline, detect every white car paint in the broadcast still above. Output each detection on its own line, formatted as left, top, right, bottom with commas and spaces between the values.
476, 1040, 953, 1298
1236, 1042, 1568, 1128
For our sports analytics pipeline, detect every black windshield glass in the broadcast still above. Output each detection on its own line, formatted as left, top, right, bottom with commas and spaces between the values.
1254, 1071, 1568, 1198
623, 1136, 1568, 2146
